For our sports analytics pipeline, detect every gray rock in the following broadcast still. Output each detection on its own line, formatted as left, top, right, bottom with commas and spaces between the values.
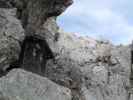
4, 0, 73, 76
45, 30, 132, 100
0, 69, 72, 100
0, 1, 132, 100
45, 56, 83, 100
0, 8, 24, 74
41, 17, 60, 53
6, 0, 73, 36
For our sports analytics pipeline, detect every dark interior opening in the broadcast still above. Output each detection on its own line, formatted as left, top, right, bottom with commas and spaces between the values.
8, 35, 54, 76
0, 1, 12, 8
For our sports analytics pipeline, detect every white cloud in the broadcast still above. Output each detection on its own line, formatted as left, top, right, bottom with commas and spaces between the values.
57, 0, 133, 45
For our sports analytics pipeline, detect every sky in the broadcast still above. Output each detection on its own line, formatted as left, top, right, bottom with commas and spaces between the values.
57, 0, 133, 45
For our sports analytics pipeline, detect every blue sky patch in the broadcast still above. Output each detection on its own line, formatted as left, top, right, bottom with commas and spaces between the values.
57, 0, 133, 45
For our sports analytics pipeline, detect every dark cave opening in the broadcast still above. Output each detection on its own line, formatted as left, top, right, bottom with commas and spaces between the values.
0, 1, 12, 8
0, 0, 55, 76
8, 35, 54, 76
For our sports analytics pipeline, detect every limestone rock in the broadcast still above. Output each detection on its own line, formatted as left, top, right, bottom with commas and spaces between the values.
56, 30, 98, 63
0, 69, 72, 100
0, 0, 132, 100
45, 30, 132, 100
5, 0, 73, 36
92, 64, 108, 85
0, 8, 24, 74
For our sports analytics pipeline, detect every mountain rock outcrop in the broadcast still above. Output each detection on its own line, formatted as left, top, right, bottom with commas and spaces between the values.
0, 0, 132, 100
0, 0, 73, 75
44, 30, 132, 100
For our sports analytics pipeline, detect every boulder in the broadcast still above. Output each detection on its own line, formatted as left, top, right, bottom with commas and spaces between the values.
0, 69, 72, 100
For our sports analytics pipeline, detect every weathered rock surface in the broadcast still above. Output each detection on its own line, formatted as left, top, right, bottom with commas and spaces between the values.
0, 0, 132, 100
5, 0, 73, 76
7, 0, 73, 36
0, 8, 24, 75
0, 69, 72, 100
45, 30, 132, 100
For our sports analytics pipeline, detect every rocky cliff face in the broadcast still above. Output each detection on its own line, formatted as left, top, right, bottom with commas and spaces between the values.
0, 0, 132, 100
45, 31, 132, 100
